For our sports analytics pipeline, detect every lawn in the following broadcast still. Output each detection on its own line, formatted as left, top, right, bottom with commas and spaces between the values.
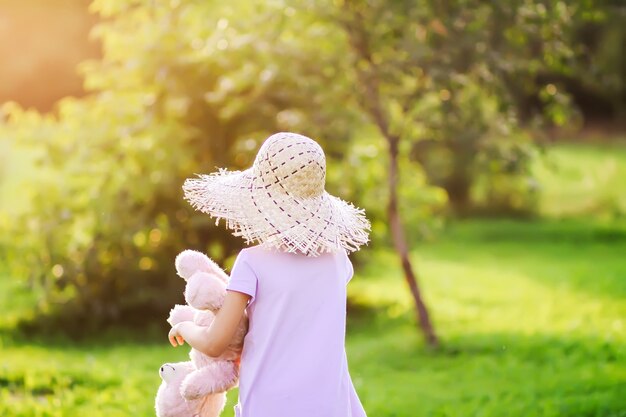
2, 141, 626, 416
348, 219, 626, 416
2, 218, 625, 417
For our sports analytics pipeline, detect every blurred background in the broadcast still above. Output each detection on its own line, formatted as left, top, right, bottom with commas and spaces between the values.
0, 0, 625, 416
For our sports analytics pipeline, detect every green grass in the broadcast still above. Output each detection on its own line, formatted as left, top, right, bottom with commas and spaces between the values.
2, 140, 626, 416
348, 219, 626, 416
2, 219, 625, 416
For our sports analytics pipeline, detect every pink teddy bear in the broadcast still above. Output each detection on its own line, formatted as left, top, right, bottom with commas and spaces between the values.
155, 250, 248, 417
155, 361, 226, 417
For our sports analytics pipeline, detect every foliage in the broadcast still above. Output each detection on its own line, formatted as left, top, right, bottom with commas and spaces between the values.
554, 0, 626, 121
0, 139, 6, 190
0, 0, 355, 332
532, 140, 626, 219
314, 0, 581, 215
327, 129, 448, 249
2, 218, 626, 416
0, 0, 616, 332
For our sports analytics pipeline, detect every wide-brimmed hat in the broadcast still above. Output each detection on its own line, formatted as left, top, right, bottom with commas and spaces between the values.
183, 132, 370, 256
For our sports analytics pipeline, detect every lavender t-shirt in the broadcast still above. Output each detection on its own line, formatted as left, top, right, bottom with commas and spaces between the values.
226, 245, 367, 417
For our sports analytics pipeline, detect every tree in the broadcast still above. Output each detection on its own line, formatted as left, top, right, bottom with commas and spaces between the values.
334, 0, 579, 214
0, 0, 584, 339
296, 0, 580, 346
334, 0, 443, 346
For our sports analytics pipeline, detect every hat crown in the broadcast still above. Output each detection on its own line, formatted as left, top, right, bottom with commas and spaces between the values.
253, 132, 326, 198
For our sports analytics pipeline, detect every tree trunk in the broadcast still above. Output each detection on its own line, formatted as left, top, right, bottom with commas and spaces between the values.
338, 3, 439, 346
387, 137, 439, 347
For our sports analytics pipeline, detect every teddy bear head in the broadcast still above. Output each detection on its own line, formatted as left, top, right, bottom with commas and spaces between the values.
155, 362, 196, 417
159, 362, 193, 385
156, 362, 227, 417
175, 250, 229, 312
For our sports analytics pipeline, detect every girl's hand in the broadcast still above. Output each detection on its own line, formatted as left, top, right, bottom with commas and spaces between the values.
165, 291, 249, 355
168, 323, 185, 347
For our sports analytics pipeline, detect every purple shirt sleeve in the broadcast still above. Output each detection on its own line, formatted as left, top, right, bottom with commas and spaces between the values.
226, 250, 258, 303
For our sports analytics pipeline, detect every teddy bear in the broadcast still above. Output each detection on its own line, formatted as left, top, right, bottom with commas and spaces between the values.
155, 361, 226, 417
155, 249, 248, 416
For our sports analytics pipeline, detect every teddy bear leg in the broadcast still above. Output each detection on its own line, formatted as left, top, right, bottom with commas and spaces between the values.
190, 393, 227, 417
180, 361, 239, 400
185, 393, 226, 417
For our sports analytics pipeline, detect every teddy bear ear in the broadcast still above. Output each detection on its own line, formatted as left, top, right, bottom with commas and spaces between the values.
175, 250, 229, 283
159, 363, 175, 382
159, 362, 195, 383
175, 250, 213, 280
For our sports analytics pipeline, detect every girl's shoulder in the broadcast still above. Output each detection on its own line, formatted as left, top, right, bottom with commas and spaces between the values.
236, 245, 277, 264
240, 244, 349, 266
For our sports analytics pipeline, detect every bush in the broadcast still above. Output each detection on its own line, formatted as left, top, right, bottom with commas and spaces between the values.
411, 83, 540, 216
0, 0, 348, 334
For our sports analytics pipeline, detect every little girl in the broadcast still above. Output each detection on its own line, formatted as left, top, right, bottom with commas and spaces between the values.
168, 132, 370, 417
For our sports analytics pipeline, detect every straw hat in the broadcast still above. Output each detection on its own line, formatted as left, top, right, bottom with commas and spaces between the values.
183, 132, 370, 256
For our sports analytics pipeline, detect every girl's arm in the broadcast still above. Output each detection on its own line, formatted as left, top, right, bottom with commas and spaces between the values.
168, 290, 250, 357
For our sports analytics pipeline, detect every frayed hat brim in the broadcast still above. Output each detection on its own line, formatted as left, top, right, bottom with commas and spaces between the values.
183, 168, 370, 256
